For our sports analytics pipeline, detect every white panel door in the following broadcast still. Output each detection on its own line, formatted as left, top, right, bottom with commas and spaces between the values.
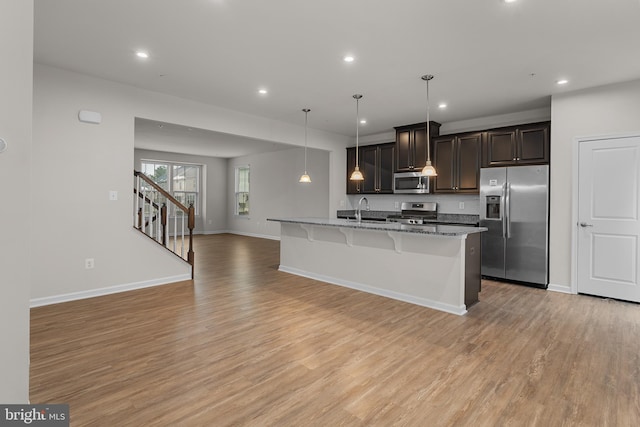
577, 136, 640, 301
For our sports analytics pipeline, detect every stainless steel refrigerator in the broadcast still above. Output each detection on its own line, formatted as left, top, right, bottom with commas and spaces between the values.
479, 165, 549, 287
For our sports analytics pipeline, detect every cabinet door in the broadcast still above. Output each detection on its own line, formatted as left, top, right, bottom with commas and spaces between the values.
346, 147, 361, 194
361, 145, 378, 193
412, 126, 428, 171
484, 129, 517, 167
433, 136, 456, 193
396, 129, 412, 171
518, 123, 549, 164
378, 143, 395, 193
456, 133, 482, 193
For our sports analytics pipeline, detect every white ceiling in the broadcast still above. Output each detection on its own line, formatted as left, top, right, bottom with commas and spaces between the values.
34, 0, 640, 156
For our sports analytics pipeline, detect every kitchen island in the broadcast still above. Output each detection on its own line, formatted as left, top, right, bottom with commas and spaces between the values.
267, 218, 487, 315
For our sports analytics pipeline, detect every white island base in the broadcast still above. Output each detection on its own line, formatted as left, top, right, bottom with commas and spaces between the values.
272, 219, 483, 316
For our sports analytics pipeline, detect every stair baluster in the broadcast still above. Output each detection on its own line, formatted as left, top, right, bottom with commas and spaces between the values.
133, 170, 195, 278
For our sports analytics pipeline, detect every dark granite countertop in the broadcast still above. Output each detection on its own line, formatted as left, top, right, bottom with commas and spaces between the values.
269, 217, 486, 237
336, 210, 479, 225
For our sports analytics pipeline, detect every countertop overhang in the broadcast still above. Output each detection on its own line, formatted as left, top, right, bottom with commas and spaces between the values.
268, 217, 486, 237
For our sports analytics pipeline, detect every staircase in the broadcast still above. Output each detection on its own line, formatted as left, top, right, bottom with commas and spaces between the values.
133, 170, 195, 278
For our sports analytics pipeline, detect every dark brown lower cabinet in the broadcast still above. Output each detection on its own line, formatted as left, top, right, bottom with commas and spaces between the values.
433, 132, 482, 194
464, 232, 481, 307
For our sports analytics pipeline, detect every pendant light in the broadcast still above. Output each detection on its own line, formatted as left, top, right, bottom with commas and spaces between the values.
349, 94, 364, 181
299, 108, 312, 183
421, 74, 437, 176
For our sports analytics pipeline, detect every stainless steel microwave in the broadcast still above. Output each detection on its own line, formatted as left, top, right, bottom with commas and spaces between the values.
393, 171, 431, 194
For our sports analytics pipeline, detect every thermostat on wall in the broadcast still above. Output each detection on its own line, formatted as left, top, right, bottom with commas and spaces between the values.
78, 110, 102, 124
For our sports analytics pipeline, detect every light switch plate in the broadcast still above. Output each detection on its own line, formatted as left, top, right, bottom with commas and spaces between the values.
459, 202, 465, 210
109, 190, 118, 201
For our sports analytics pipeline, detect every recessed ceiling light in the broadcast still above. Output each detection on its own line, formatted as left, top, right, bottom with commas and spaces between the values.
136, 51, 149, 59
258, 89, 268, 95
438, 103, 447, 109
503, 0, 517, 3
556, 79, 569, 85
360, 119, 367, 124
343, 55, 355, 63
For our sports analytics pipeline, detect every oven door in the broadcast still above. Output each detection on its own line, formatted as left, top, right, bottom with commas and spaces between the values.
393, 172, 430, 194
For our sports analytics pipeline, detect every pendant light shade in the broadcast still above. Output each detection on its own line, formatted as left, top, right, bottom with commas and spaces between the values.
299, 108, 312, 183
421, 74, 437, 177
299, 173, 311, 183
350, 167, 364, 181
350, 94, 364, 181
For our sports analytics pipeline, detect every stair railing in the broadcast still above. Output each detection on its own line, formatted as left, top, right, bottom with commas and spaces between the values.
133, 170, 195, 278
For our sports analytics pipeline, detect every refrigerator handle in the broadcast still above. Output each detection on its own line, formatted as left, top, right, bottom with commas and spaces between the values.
506, 183, 512, 238
501, 183, 507, 238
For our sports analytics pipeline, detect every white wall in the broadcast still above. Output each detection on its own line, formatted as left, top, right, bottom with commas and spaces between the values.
32, 64, 348, 300
228, 147, 331, 238
550, 79, 640, 290
0, 0, 32, 403
134, 149, 228, 234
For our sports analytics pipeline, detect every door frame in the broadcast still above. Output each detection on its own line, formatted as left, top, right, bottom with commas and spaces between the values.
570, 132, 640, 295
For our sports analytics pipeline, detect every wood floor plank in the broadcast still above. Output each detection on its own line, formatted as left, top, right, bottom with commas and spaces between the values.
30, 233, 640, 426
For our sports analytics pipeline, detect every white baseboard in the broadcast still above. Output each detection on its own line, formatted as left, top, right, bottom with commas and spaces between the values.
200, 230, 229, 235
547, 283, 574, 294
29, 274, 192, 308
230, 231, 281, 241
279, 265, 467, 316
197, 230, 280, 240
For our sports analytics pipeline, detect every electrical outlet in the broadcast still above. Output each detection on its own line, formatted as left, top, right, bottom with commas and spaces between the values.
339, 200, 345, 207
85, 258, 95, 269
394, 201, 399, 209
109, 190, 118, 201
459, 202, 465, 210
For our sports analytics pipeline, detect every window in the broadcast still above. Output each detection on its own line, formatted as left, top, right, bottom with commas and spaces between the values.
235, 165, 250, 216
141, 160, 201, 215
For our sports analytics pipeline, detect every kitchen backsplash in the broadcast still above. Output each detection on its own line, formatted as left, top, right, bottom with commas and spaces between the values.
344, 194, 480, 215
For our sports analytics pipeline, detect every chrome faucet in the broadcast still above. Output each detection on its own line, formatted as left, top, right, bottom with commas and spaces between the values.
355, 197, 370, 223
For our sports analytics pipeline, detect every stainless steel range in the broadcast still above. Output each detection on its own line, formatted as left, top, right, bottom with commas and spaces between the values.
386, 202, 437, 225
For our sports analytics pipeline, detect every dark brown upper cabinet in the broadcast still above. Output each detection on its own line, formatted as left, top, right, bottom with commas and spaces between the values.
361, 143, 395, 194
433, 132, 482, 194
483, 122, 550, 167
346, 143, 395, 194
394, 121, 441, 172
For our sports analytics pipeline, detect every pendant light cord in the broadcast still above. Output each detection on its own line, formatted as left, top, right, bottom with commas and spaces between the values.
426, 77, 431, 163
304, 109, 308, 173
355, 96, 360, 167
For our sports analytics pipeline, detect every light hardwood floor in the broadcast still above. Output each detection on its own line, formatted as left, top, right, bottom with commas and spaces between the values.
31, 234, 640, 426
